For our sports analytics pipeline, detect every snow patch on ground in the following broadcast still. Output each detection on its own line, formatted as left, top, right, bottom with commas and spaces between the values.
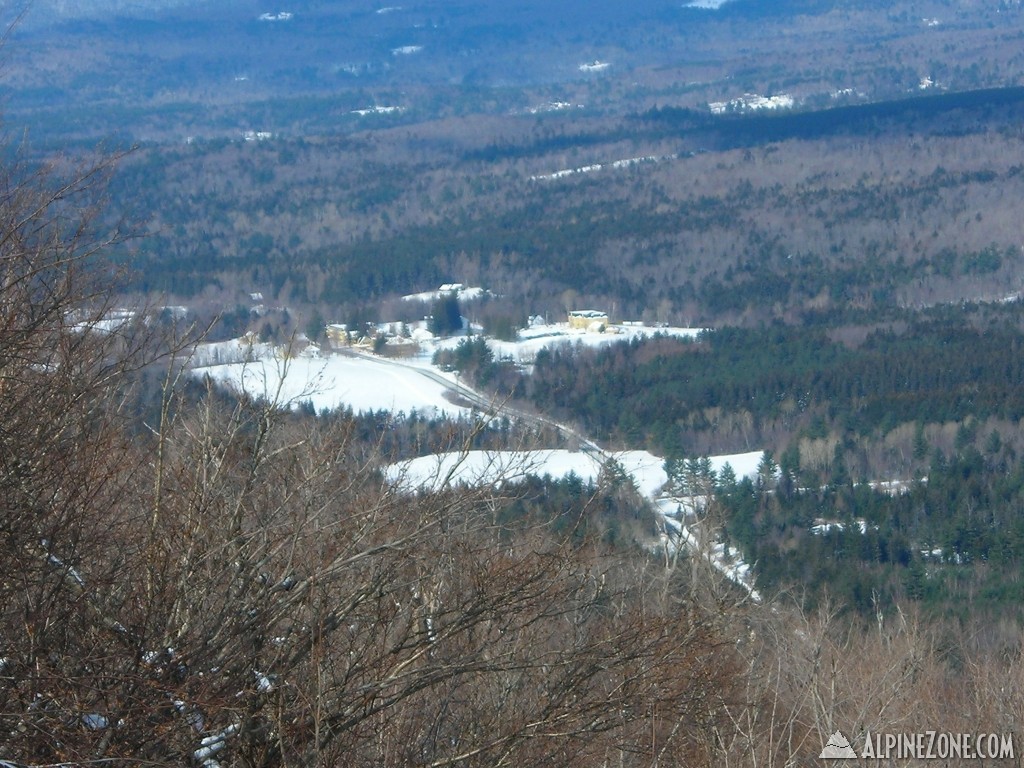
402, 285, 487, 302
68, 308, 136, 335
194, 330, 763, 598
387, 449, 764, 496
531, 154, 673, 182
386, 449, 603, 493
521, 101, 583, 115
192, 353, 472, 418
191, 322, 702, 417
427, 323, 705, 366
352, 105, 404, 116
709, 93, 794, 114
386, 446, 764, 600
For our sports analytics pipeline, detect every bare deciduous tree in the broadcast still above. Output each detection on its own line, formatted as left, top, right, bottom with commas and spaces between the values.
0, 147, 747, 767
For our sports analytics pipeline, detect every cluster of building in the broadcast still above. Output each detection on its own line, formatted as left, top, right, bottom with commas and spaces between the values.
312, 284, 615, 354
324, 321, 435, 352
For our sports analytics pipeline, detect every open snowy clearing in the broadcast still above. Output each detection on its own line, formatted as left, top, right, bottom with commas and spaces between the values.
683, 0, 735, 9
386, 447, 765, 600
191, 335, 764, 598
351, 105, 404, 116
708, 93, 794, 114
401, 285, 487, 302
189, 322, 702, 417
429, 323, 705, 365
192, 354, 472, 418
530, 154, 674, 182
386, 448, 764, 496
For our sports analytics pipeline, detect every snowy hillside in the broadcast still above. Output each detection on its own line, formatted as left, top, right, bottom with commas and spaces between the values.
191, 351, 473, 418
190, 319, 704, 417
386, 448, 763, 496
430, 322, 704, 365
387, 446, 765, 599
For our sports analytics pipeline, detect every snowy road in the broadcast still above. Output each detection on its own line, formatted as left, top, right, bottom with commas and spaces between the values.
193, 342, 761, 600
364, 350, 762, 601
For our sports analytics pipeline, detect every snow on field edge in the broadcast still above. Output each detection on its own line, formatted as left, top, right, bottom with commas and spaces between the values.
192, 354, 474, 419
386, 449, 765, 498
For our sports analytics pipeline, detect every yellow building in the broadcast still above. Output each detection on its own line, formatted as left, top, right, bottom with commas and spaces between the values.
325, 324, 351, 347
567, 310, 609, 330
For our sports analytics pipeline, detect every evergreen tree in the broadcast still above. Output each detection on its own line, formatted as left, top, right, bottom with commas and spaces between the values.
779, 443, 801, 497
913, 422, 929, 461
757, 451, 778, 490
717, 462, 737, 492
429, 291, 463, 336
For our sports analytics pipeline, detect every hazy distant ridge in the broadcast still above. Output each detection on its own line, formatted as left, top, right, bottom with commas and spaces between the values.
34, 0, 218, 19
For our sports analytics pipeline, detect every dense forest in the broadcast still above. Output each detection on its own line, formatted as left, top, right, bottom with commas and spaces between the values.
11, 0, 1024, 143
3, 149, 1024, 766
520, 306, 1024, 457
91, 80, 1024, 629
718, 450, 1024, 618
441, 306, 1022, 619
0, 150, 743, 765
87, 85, 1024, 334
7, 0, 1024, 761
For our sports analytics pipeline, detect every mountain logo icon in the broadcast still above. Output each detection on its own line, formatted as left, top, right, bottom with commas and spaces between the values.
819, 730, 858, 759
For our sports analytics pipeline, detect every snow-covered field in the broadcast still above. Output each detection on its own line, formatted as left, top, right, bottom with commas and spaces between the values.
684, 0, 734, 8
521, 101, 583, 115
387, 448, 763, 495
386, 449, 603, 493
192, 354, 472, 418
69, 309, 137, 335
386, 447, 765, 599
401, 285, 487, 303
192, 326, 762, 597
351, 105, 404, 116
530, 154, 674, 182
189, 321, 702, 416
708, 93, 794, 114
431, 323, 705, 365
